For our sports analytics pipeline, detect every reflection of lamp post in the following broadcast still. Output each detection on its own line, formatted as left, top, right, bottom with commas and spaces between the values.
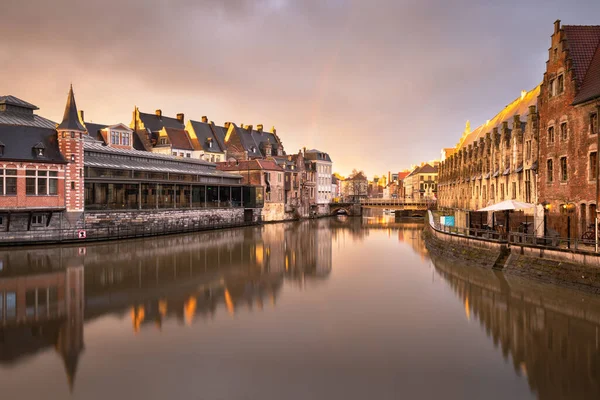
564, 202, 575, 249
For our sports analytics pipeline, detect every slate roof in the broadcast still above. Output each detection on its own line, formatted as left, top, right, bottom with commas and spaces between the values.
57, 85, 86, 131
138, 111, 184, 132
209, 124, 227, 150
0, 95, 38, 110
84, 122, 108, 140
217, 159, 284, 172
189, 120, 225, 152
83, 141, 242, 180
0, 95, 56, 129
304, 149, 332, 162
418, 164, 438, 174
164, 127, 194, 151
455, 84, 540, 151
563, 26, 600, 88
0, 125, 66, 163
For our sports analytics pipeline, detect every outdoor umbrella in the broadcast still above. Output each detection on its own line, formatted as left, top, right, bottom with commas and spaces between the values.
477, 200, 536, 235
477, 200, 535, 212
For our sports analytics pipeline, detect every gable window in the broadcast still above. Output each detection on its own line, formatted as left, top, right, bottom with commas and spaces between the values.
591, 113, 598, 135
557, 74, 564, 94
160, 138, 167, 145
590, 152, 598, 180
548, 78, 555, 97
548, 126, 555, 144
0, 168, 17, 195
121, 132, 130, 146
560, 157, 568, 181
560, 122, 568, 141
547, 159, 553, 182
111, 131, 119, 145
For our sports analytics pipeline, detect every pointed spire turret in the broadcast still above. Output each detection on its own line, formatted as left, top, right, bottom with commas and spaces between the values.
57, 84, 86, 131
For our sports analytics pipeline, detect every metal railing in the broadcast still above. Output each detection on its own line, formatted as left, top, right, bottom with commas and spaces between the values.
429, 211, 600, 254
0, 219, 260, 246
360, 198, 436, 207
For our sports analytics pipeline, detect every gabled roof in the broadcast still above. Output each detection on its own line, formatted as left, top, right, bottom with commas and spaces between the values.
0, 95, 38, 110
138, 111, 184, 132
417, 164, 438, 174
57, 85, 86, 131
455, 84, 540, 151
0, 106, 56, 129
397, 171, 410, 180
563, 26, 600, 88
0, 125, 66, 163
84, 122, 108, 139
573, 42, 600, 105
188, 120, 225, 153
163, 127, 194, 151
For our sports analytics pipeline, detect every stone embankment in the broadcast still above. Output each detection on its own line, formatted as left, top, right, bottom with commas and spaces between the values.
424, 213, 600, 294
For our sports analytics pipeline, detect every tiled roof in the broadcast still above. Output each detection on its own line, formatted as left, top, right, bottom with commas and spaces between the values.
84, 122, 108, 141
138, 111, 184, 132
418, 164, 438, 174
0, 95, 38, 110
573, 42, 600, 105
563, 26, 600, 88
164, 127, 194, 151
57, 85, 86, 131
0, 125, 66, 163
397, 171, 410, 180
455, 84, 540, 151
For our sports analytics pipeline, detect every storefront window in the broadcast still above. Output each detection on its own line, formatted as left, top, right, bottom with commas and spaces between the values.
206, 186, 219, 208
192, 185, 205, 208
158, 184, 174, 208
231, 187, 242, 207
219, 186, 231, 207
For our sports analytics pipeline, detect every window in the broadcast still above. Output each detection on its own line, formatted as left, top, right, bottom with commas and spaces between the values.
71, 181, 75, 190
560, 157, 568, 181
549, 79, 555, 97
186, 153, 191, 158
547, 159, 553, 182
32, 214, 44, 225
548, 126, 555, 143
500, 183, 505, 200
557, 74, 564, 94
591, 113, 598, 135
590, 152, 598, 180
25, 169, 58, 195
526, 140, 532, 160
121, 132, 130, 146
560, 122, 567, 141
0, 168, 17, 195
512, 182, 516, 199
111, 131, 119, 145
172, 152, 177, 156
161, 138, 167, 145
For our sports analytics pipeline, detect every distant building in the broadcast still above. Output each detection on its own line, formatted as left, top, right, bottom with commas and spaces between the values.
303, 149, 333, 211
341, 171, 368, 202
185, 117, 227, 162
405, 163, 438, 200
223, 123, 284, 160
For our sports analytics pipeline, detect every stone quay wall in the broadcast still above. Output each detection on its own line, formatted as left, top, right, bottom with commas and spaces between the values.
424, 212, 600, 294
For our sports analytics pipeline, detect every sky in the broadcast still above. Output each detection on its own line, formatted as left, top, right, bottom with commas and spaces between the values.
2, 0, 600, 177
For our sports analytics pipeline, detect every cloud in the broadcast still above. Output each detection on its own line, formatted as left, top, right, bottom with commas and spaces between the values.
2, 0, 600, 176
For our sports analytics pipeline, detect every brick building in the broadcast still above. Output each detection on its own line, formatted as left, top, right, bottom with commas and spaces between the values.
438, 86, 540, 210
538, 20, 600, 234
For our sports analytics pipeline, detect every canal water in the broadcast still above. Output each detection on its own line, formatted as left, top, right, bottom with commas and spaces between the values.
0, 213, 598, 399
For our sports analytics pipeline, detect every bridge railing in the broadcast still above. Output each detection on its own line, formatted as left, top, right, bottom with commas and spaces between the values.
360, 198, 437, 207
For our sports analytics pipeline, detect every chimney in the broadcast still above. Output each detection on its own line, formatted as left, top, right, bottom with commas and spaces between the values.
554, 19, 561, 34
303, 147, 306, 156
246, 125, 253, 132
155, 109, 162, 118
528, 105, 537, 114
78, 110, 84, 123
224, 122, 231, 129
271, 126, 277, 135
202, 116, 208, 123
209, 121, 214, 125
177, 113, 184, 123
257, 124, 263, 132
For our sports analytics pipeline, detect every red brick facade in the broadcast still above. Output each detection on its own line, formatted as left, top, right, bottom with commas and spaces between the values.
0, 162, 66, 209
538, 21, 600, 233
57, 129, 85, 212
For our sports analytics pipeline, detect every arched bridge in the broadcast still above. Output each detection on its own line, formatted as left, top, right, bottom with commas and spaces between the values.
329, 203, 362, 216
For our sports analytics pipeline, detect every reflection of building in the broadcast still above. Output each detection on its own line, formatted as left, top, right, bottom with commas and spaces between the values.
432, 254, 600, 400
0, 258, 84, 392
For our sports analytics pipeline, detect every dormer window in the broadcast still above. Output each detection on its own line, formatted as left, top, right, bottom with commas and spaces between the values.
160, 138, 167, 145
33, 142, 46, 158
251, 146, 256, 153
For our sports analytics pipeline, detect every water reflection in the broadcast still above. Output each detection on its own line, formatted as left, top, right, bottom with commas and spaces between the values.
431, 249, 600, 399
0, 218, 363, 392
0, 216, 598, 399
